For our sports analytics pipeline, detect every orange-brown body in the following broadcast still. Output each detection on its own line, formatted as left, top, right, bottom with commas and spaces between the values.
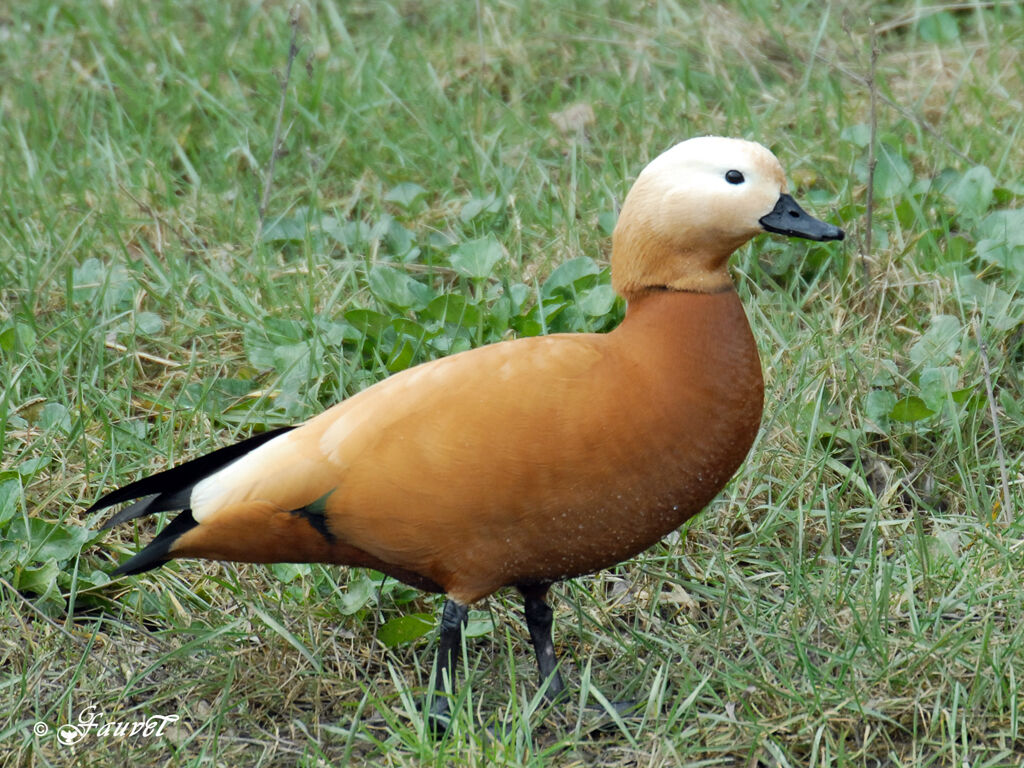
170, 288, 763, 603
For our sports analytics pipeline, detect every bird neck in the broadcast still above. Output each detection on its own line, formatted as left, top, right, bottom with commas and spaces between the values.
618, 283, 743, 328
611, 222, 737, 296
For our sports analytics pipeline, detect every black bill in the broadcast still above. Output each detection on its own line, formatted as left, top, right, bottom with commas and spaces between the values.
759, 193, 845, 242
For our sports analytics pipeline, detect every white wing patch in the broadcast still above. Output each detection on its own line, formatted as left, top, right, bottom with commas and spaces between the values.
190, 429, 295, 522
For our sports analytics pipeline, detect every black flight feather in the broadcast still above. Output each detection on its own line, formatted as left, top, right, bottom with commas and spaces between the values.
111, 510, 200, 575
91, 426, 295, 528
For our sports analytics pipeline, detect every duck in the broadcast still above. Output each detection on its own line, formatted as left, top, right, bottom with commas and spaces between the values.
90, 136, 844, 729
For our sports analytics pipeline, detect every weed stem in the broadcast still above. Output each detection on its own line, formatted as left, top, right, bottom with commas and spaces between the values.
257, 5, 301, 241
972, 316, 1012, 525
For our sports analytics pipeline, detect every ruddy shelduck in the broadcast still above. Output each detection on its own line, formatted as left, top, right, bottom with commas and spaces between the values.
91, 136, 844, 728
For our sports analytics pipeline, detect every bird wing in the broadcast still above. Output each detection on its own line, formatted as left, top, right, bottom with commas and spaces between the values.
177, 332, 627, 596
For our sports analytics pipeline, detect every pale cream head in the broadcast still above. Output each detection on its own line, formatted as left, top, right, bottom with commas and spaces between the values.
611, 137, 789, 296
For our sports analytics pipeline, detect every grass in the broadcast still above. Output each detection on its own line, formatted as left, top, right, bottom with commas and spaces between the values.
2, 0, 1024, 765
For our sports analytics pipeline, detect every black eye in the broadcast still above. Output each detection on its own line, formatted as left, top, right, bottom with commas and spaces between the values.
725, 170, 745, 184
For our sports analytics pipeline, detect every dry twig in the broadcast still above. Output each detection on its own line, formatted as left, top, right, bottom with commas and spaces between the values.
104, 339, 180, 369
972, 316, 1012, 525
864, 21, 878, 276
257, 5, 302, 240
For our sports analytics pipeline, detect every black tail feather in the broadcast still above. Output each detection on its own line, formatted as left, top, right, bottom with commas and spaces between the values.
89, 426, 295, 518
112, 510, 199, 575
99, 491, 196, 531
100, 494, 160, 531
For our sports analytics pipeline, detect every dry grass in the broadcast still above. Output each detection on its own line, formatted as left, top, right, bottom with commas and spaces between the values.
2, 1, 1024, 765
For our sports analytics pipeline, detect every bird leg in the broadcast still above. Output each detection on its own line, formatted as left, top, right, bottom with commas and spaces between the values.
427, 598, 468, 732
521, 586, 639, 722
520, 584, 565, 701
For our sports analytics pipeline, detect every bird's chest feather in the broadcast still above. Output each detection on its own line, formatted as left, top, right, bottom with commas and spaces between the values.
453, 289, 765, 594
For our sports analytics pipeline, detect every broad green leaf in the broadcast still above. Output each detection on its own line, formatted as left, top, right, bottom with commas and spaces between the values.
954, 274, 1024, 332
16, 559, 59, 595
1000, 389, 1022, 421
77, 569, 111, 589
244, 321, 304, 369
449, 235, 504, 279
385, 182, 428, 210
0, 538, 22, 573
889, 396, 935, 422
865, 389, 897, 424
840, 124, 871, 148
314, 316, 360, 345
134, 311, 165, 335
254, 317, 308, 345
951, 386, 979, 407
918, 11, 959, 43
919, 366, 959, 412
428, 230, 458, 250
976, 208, 1024, 274
421, 294, 482, 327
506, 282, 532, 314
460, 193, 503, 223
873, 145, 913, 199
539, 297, 569, 325
956, 273, 1009, 308
385, 339, 417, 372
325, 219, 372, 248
377, 613, 435, 647
71, 257, 106, 292
270, 563, 311, 584
38, 402, 71, 434
180, 377, 255, 412
975, 239, 1024, 275
344, 308, 391, 338
18, 457, 49, 476
486, 293, 513, 331
979, 208, 1024, 248
947, 166, 994, 218
512, 315, 544, 338
598, 211, 618, 236
338, 575, 374, 615
71, 258, 133, 310
542, 257, 600, 296
385, 219, 417, 259
431, 333, 473, 355
943, 235, 972, 266
465, 611, 495, 638
0, 479, 20, 526
0, 325, 18, 352
367, 264, 433, 311
260, 216, 306, 243
390, 317, 433, 341
8, 518, 91, 562
273, 341, 317, 397
869, 359, 899, 387
909, 315, 961, 367
577, 284, 617, 317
